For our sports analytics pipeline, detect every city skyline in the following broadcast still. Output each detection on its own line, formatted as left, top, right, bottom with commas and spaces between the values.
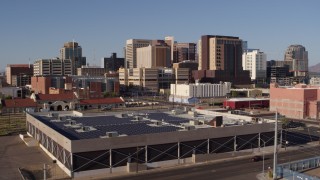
1, 0, 320, 71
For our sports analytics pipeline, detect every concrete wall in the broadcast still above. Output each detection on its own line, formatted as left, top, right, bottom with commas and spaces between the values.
26, 113, 72, 151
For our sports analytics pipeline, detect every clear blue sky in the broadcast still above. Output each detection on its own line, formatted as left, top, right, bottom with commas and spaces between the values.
1, 0, 320, 71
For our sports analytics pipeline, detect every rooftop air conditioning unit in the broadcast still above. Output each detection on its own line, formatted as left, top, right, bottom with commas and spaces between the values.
189, 120, 199, 125
82, 126, 91, 131
59, 116, 67, 121
134, 116, 143, 121
106, 131, 119, 138
183, 125, 195, 131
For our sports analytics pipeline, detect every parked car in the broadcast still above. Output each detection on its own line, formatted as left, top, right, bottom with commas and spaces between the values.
251, 155, 262, 162
101, 106, 112, 111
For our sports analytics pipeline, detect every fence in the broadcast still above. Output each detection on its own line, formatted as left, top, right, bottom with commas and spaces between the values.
277, 156, 320, 180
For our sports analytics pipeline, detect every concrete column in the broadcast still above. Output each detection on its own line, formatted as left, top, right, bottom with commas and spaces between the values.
63, 149, 66, 164
258, 133, 261, 152
234, 135, 237, 152
109, 149, 112, 173
145, 145, 148, 163
207, 139, 210, 154
280, 129, 283, 149
178, 142, 180, 164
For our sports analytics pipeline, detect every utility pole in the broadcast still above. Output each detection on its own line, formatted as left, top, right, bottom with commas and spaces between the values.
273, 110, 278, 179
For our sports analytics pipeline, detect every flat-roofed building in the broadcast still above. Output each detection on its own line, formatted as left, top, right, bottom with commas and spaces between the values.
26, 110, 277, 178
77, 66, 106, 76
119, 67, 190, 93
125, 39, 152, 68
242, 49, 267, 81
6, 64, 33, 86
33, 59, 72, 76
136, 45, 170, 68
270, 83, 320, 119
193, 35, 251, 86
170, 82, 231, 104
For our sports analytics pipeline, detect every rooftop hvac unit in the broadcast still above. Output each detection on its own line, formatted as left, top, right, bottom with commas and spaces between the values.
134, 116, 143, 121
183, 125, 195, 131
59, 116, 67, 121
51, 113, 59, 118
121, 114, 128, 118
82, 126, 91, 131
189, 120, 199, 125
106, 131, 119, 138
70, 120, 77, 125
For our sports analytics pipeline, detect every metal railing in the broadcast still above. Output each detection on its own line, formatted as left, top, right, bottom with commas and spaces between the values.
277, 156, 320, 180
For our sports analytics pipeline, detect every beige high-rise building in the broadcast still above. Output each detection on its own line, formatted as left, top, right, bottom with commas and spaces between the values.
125, 39, 152, 69
33, 59, 72, 76
119, 67, 189, 93
136, 45, 170, 68
165, 36, 175, 62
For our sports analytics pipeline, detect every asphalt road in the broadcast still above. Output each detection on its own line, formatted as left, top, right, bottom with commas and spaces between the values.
105, 146, 320, 180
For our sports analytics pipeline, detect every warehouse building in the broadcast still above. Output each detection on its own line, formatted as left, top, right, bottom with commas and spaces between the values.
26, 110, 277, 178
223, 98, 269, 110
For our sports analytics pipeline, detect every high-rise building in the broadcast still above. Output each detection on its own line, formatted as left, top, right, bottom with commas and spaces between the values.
284, 45, 308, 77
77, 66, 106, 76
33, 59, 72, 76
125, 39, 152, 69
119, 67, 189, 93
173, 43, 196, 63
242, 49, 267, 81
193, 35, 251, 86
6, 64, 33, 86
60, 41, 86, 74
102, 53, 124, 72
165, 36, 175, 63
136, 45, 171, 68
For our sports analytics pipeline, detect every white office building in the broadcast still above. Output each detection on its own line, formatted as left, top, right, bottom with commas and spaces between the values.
169, 82, 231, 104
242, 49, 267, 81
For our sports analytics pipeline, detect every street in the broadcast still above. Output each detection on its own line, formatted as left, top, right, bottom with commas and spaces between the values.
105, 146, 320, 180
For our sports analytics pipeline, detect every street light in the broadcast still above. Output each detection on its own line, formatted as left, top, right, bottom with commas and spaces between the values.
261, 139, 266, 177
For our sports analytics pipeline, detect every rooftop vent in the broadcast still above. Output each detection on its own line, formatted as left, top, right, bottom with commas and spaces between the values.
75, 126, 96, 133
100, 131, 122, 138
189, 120, 199, 125
106, 131, 119, 137
180, 125, 195, 131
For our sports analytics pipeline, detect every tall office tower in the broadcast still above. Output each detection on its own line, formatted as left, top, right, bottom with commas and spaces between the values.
125, 39, 152, 69
60, 41, 86, 75
173, 43, 196, 63
194, 35, 251, 86
33, 59, 72, 76
102, 53, 125, 72
284, 45, 308, 77
165, 36, 175, 63
242, 49, 267, 81
136, 45, 171, 68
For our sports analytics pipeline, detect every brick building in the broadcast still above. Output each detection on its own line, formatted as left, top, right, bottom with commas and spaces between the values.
270, 83, 320, 119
